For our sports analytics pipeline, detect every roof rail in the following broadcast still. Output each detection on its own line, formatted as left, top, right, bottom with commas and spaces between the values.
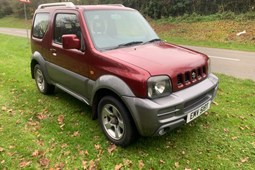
37, 2, 75, 9
105, 4, 125, 7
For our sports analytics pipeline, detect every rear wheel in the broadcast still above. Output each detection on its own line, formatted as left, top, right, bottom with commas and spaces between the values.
98, 96, 138, 147
34, 64, 55, 94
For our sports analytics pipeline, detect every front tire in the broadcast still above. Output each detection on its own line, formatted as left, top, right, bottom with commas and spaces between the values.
98, 96, 138, 147
34, 64, 55, 94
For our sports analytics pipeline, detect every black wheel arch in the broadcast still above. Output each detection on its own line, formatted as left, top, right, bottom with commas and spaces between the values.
30, 52, 52, 84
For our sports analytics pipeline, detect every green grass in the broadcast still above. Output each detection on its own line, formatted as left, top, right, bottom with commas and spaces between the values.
156, 11, 255, 23
163, 36, 255, 52
0, 34, 255, 169
0, 15, 31, 29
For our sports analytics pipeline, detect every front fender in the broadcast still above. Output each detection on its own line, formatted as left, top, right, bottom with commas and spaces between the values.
90, 75, 135, 103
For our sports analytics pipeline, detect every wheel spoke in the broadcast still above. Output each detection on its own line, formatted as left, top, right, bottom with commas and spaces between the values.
118, 120, 124, 130
102, 106, 114, 117
115, 125, 121, 139
104, 121, 113, 129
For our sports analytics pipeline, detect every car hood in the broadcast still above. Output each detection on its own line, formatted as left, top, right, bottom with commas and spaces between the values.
104, 42, 208, 77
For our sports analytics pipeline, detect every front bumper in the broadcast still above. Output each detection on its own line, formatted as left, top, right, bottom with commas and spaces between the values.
122, 74, 219, 136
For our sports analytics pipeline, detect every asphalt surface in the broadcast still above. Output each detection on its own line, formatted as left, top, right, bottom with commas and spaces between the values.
0, 27, 254, 81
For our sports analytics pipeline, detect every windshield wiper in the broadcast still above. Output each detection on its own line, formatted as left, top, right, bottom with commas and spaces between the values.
143, 38, 161, 44
102, 41, 146, 51
118, 41, 143, 47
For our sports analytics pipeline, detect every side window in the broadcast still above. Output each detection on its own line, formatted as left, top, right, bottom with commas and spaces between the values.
32, 13, 49, 39
54, 13, 81, 44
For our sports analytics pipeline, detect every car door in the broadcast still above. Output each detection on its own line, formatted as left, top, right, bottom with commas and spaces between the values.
46, 12, 89, 99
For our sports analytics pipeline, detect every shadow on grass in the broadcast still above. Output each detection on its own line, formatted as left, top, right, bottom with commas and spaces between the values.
42, 87, 203, 151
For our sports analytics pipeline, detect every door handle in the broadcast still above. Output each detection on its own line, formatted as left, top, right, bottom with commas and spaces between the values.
50, 48, 57, 56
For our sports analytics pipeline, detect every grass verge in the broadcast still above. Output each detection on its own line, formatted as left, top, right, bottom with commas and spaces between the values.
0, 15, 31, 29
0, 34, 255, 169
163, 36, 255, 52
151, 20, 255, 52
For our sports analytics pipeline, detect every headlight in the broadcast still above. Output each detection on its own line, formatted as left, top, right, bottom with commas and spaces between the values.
147, 76, 172, 99
207, 58, 211, 74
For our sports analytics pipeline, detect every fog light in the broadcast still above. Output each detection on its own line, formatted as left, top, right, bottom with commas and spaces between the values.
159, 129, 165, 136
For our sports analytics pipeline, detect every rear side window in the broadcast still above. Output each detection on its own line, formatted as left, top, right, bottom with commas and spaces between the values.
54, 13, 80, 44
32, 13, 49, 39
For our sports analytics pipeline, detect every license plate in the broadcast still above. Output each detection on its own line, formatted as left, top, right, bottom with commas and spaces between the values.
186, 101, 211, 123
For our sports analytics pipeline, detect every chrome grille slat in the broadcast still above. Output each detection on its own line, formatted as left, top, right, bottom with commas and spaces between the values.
177, 65, 207, 89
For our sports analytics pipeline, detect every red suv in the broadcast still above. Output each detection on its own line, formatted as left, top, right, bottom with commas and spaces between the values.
30, 2, 219, 146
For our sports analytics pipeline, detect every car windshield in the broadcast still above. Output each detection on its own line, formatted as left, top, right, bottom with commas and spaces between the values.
83, 9, 159, 51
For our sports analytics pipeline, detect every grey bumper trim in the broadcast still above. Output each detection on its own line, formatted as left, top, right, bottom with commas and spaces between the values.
122, 74, 219, 136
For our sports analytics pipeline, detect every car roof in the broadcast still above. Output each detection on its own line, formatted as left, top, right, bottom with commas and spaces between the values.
36, 2, 134, 12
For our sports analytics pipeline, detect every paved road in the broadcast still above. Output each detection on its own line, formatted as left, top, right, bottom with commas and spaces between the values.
0, 27, 254, 81
184, 45, 255, 81
0, 27, 30, 38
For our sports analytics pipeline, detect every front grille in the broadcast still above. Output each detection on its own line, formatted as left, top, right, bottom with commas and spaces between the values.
177, 65, 207, 89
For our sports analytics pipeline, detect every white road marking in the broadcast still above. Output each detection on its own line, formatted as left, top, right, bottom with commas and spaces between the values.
209, 55, 240, 62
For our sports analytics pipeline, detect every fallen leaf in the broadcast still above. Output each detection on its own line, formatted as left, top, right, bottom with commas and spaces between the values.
55, 162, 65, 169
159, 159, 165, 164
32, 150, 39, 157
108, 144, 117, 154
19, 161, 31, 168
94, 144, 101, 150
72, 131, 80, 137
0, 147, 4, 152
185, 168, 192, 170
138, 160, 144, 170
63, 151, 70, 156
7, 109, 13, 113
240, 127, 245, 131
9, 145, 15, 149
82, 160, 87, 169
115, 163, 123, 170
231, 136, 238, 140
123, 159, 132, 167
79, 150, 89, 156
58, 115, 64, 125
240, 157, 249, 163
37, 112, 48, 120
1, 106, 7, 111
16, 119, 20, 124
175, 162, 180, 168
224, 128, 229, 133
88, 160, 96, 170
36, 140, 44, 146
1, 160, 5, 164
39, 158, 50, 167
61, 143, 68, 148
59, 124, 65, 129
212, 101, 219, 105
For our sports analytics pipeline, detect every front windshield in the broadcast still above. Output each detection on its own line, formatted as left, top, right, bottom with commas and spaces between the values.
84, 9, 159, 51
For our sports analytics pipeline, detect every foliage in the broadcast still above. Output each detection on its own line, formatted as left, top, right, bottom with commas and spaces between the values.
0, 34, 255, 169
0, 0, 12, 18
